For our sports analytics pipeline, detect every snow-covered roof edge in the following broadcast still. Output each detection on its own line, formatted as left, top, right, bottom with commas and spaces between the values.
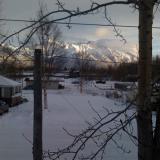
0, 75, 21, 87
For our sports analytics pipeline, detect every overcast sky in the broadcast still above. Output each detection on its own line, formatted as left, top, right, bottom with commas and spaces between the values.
2, 0, 160, 54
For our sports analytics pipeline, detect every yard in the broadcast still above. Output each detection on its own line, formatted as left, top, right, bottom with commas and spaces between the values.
0, 79, 137, 160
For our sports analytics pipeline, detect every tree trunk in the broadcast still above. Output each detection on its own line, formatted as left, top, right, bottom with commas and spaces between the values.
137, 1, 154, 160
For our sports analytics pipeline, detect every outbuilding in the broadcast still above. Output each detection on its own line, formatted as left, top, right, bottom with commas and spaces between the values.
24, 78, 63, 90
0, 75, 22, 106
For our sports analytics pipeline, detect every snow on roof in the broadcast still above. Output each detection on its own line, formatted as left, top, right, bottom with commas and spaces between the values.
0, 75, 21, 87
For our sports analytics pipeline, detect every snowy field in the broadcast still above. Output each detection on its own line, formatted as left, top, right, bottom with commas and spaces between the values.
0, 79, 137, 160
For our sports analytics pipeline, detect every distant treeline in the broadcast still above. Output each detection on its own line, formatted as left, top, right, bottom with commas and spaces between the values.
1, 55, 160, 81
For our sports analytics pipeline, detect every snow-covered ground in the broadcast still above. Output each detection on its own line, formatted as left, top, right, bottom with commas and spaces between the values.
0, 79, 137, 160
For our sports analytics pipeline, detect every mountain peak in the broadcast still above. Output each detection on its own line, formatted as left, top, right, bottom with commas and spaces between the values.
65, 40, 138, 64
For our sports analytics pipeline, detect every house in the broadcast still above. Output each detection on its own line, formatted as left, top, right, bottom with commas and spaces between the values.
24, 78, 64, 89
0, 75, 22, 106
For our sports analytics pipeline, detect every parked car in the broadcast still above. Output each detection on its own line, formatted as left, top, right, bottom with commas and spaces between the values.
0, 100, 9, 115
58, 84, 65, 89
72, 81, 80, 84
96, 80, 106, 84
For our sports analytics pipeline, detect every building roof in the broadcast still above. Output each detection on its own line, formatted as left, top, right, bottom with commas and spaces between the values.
0, 75, 21, 87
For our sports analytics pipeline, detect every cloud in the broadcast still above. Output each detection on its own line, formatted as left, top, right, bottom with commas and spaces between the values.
95, 27, 111, 38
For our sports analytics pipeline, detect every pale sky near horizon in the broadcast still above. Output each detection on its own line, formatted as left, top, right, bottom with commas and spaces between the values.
2, 0, 160, 55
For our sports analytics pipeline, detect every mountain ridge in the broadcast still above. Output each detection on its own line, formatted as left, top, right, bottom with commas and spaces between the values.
65, 39, 138, 64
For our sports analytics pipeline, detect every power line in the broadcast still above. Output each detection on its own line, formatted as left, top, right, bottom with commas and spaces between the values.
0, 18, 137, 28
0, 18, 160, 29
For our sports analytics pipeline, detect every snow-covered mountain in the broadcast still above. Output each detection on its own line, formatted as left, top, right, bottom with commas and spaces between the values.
0, 39, 138, 69
64, 39, 138, 68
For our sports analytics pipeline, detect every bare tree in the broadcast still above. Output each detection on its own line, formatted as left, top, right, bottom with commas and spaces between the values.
0, 1, 18, 75
76, 43, 91, 93
32, 3, 65, 109
0, 44, 20, 75
43, 101, 137, 160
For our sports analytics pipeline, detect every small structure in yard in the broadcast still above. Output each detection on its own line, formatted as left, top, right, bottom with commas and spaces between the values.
114, 82, 135, 91
0, 75, 22, 107
24, 78, 64, 90
124, 74, 138, 82
69, 70, 80, 78
114, 82, 137, 103
114, 83, 129, 91
151, 78, 160, 111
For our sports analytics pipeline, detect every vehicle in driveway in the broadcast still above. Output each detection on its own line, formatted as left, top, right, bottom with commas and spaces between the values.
96, 80, 106, 84
0, 100, 9, 115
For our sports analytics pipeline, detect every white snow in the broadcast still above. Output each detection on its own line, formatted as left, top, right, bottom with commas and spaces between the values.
0, 75, 21, 87
0, 80, 137, 160
65, 40, 138, 64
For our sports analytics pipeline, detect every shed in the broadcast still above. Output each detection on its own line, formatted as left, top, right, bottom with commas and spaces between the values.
0, 75, 22, 106
25, 78, 61, 89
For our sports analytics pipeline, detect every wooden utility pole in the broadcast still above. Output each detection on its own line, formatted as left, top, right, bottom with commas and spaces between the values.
33, 49, 43, 160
